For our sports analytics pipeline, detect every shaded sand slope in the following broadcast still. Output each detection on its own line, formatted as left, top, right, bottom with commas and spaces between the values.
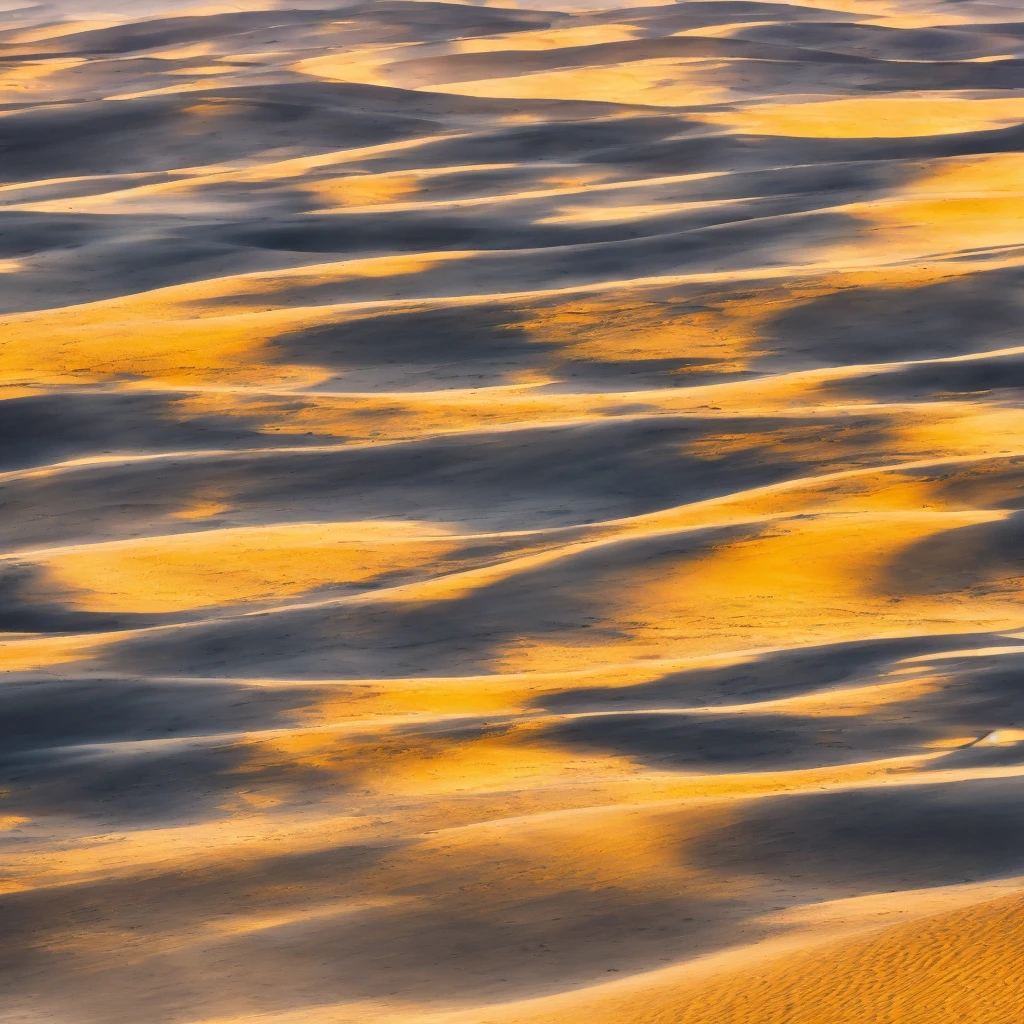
3, 0, 1024, 1022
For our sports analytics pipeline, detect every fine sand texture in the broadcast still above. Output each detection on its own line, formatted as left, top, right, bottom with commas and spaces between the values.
3, 0, 1024, 1021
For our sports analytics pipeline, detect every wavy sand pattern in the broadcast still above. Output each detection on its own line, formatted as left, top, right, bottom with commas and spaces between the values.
3, 0, 1024, 1020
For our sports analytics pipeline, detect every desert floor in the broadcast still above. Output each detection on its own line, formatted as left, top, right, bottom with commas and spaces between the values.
2, 0, 1024, 1020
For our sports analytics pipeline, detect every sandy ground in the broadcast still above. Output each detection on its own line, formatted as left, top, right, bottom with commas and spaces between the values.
2, 0, 1024, 1020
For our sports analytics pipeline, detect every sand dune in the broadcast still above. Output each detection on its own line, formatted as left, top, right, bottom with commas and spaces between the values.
2, 0, 1024, 1021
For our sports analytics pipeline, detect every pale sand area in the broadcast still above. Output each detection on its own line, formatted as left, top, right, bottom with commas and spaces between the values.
2, 0, 1024, 1021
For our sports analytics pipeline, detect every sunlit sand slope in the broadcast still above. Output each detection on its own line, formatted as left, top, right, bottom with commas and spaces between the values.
2, 0, 1024, 1021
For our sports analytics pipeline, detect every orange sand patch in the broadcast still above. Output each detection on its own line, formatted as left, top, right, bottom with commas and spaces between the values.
702, 92, 1024, 138
32, 521, 464, 613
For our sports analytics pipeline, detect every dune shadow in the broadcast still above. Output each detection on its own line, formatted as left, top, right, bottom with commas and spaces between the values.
823, 352, 1024, 404
761, 265, 1024, 368
884, 510, 1024, 596
0, 675, 330, 824
541, 711, 926, 773
693, 777, 1024, 895
0, 411, 893, 548
0, 563, 158, 633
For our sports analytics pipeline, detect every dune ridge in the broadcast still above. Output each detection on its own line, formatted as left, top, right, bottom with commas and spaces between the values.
2, 0, 1024, 1021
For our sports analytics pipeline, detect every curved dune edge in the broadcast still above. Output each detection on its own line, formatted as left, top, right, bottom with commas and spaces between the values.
176, 883, 1024, 1024
420, 887, 1024, 1024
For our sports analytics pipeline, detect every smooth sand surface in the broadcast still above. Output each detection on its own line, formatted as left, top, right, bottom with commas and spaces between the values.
2, 0, 1024, 1021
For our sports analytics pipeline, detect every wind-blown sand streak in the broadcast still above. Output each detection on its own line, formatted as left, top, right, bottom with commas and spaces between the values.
2, 0, 1024, 1021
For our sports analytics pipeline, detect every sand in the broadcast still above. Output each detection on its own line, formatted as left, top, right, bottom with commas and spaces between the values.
2, 0, 1024, 1021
